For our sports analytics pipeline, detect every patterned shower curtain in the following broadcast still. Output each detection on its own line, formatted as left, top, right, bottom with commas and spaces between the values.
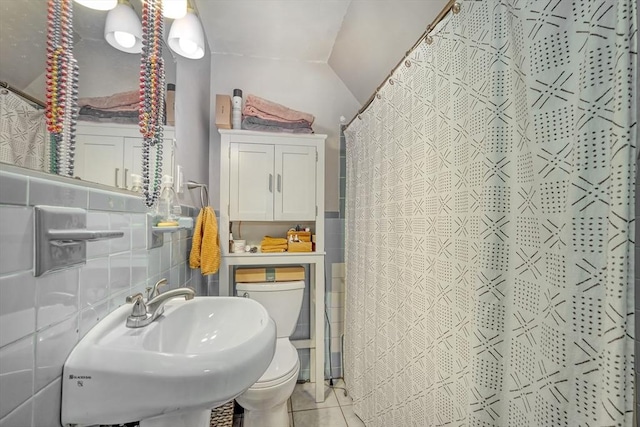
343, 1, 637, 426
0, 90, 48, 172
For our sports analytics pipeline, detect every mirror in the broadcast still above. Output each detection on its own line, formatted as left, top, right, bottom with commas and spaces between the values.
0, 0, 177, 189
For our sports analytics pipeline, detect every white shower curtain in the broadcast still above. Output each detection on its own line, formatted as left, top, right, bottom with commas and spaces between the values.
344, 1, 637, 426
0, 90, 48, 172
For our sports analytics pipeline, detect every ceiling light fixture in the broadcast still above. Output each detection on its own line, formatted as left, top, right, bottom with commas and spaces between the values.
168, 9, 205, 59
163, 0, 188, 19
104, 0, 142, 54
74, 0, 117, 11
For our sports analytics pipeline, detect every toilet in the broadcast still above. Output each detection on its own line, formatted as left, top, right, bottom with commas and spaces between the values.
235, 280, 304, 427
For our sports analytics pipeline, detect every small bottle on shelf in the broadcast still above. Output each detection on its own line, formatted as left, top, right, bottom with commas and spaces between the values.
130, 174, 143, 193
232, 89, 243, 129
155, 175, 181, 226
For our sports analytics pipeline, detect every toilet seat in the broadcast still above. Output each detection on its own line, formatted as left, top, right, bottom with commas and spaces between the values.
250, 339, 299, 389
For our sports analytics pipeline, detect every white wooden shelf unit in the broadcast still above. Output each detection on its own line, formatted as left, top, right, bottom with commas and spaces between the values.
218, 129, 326, 403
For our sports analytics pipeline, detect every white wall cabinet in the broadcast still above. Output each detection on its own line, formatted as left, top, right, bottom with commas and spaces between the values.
219, 129, 327, 403
230, 143, 316, 221
74, 123, 175, 190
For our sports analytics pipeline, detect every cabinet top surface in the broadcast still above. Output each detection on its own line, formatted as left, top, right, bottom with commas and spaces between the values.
77, 122, 176, 131
219, 129, 327, 140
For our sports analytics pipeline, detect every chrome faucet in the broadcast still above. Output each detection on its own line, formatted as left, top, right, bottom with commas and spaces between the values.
150, 278, 168, 299
125, 286, 195, 328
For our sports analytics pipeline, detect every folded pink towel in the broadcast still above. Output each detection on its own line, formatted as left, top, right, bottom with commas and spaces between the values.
243, 94, 315, 125
79, 90, 139, 110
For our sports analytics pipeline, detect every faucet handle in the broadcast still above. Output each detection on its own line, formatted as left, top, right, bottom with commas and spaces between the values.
130, 299, 147, 317
151, 278, 168, 298
126, 292, 143, 303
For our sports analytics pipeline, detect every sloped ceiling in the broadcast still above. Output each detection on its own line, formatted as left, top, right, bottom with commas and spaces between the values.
196, 0, 449, 104
196, 0, 351, 62
329, 1, 448, 104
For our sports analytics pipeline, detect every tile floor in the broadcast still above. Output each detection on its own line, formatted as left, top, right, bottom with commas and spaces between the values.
232, 380, 365, 427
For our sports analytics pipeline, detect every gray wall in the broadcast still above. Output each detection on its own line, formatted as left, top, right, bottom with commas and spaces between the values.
175, 43, 212, 207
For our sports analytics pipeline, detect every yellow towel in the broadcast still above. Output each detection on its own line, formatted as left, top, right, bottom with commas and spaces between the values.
189, 207, 220, 275
261, 236, 288, 246
261, 247, 287, 253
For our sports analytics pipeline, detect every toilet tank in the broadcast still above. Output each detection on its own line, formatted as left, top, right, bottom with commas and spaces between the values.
236, 280, 304, 338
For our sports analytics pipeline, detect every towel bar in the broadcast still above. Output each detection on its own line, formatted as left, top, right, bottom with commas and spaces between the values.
35, 206, 124, 276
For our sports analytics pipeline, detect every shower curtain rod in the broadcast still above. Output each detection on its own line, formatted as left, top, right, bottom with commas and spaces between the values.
344, 0, 459, 129
0, 81, 46, 108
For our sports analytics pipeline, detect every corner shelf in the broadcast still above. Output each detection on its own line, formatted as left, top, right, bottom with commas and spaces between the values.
151, 226, 185, 233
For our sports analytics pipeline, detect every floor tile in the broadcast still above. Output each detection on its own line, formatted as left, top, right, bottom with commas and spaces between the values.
331, 380, 352, 407
341, 405, 365, 427
291, 382, 339, 411
293, 407, 347, 427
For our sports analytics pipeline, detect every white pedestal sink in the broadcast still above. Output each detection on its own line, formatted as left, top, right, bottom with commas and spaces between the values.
61, 296, 276, 427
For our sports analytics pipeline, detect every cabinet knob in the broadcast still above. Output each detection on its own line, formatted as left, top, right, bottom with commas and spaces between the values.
268, 174, 273, 193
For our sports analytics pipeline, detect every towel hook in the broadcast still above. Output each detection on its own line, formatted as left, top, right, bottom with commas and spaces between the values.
186, 181, 210, 208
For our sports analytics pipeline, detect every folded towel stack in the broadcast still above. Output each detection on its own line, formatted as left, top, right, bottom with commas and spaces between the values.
78, 90, 141, 124
242, 95, 314, 134
260, 236, 288, 253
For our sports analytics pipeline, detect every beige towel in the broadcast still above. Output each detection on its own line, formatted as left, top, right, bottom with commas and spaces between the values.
189, 207, 220, 275
78, 90, 140, 110
243, 95, 315, 124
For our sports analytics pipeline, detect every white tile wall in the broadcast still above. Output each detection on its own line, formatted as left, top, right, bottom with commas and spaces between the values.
79, 258, 109, 308
0, 206, 33, 275
34, 316, 78, 392
0, 271, 36, 347
0, 167, 198, 426
86, 212, 111, 259
36, 268, 79, 330
328, 262, 345, 378
32, 378, 62, 427
0, 336, 34, 419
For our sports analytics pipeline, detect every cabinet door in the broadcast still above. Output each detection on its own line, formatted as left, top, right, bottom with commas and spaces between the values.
74, 134, 125, 187
274, 145, 316, 221
230, 143, 274, 220
123, 137, 174, 191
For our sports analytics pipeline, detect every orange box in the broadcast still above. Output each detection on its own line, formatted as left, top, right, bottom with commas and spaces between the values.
288, 241, 312, 252
215, 94, 231, 129
286, 230, 311, 242
235, 266, 305, 282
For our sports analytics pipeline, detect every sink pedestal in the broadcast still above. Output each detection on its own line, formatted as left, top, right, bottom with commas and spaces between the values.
140, 409, 210, 427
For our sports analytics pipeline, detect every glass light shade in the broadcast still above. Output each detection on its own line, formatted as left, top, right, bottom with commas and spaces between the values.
168, 12, 205, 59
74, 0, 117, 10
114, 31, 136, 49
163, 0, 188, 19
104, 3, 142, 54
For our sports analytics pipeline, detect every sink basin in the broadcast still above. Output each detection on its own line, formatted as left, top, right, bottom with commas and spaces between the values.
61, 296, 276, 426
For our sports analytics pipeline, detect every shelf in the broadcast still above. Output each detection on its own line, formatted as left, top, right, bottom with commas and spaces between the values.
151, 217, 194, 233
152, 226, 184, 233
147, 216, 194, 249
224, 251, 325, 258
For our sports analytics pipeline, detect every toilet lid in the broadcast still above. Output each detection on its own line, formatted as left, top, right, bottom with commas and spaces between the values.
255, 339, 299, 386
